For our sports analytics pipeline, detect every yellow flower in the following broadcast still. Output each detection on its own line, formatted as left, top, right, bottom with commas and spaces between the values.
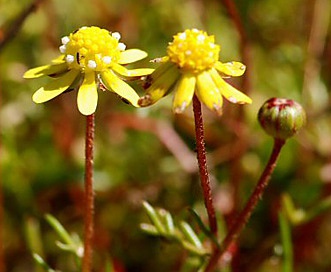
138, 29, 252, 115
24, 26, 153, 115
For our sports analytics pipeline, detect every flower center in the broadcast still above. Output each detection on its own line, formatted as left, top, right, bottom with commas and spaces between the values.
167, 29, 220, 73
60, 26, 126, 72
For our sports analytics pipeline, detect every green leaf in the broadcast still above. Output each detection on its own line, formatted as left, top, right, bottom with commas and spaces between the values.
180, 221, 202, 249
279, 212, 293, 272
32, 253, 57, 272
142, 201, 166, 235
188, 208, 219, 247
45, 214, 73, 245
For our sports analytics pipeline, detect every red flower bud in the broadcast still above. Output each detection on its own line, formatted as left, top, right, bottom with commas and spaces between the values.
258, 98, 306, 140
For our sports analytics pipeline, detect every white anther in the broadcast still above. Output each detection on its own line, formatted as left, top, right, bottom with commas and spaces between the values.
179, 32, 187, 39
87, 60, 97, 69
112, 32, 121, 40
61, 36, 70, 45
185, 50, 192, 55
59, 45, 67, 54
192, 28, 199, 33
118, 42, 126, 51
209, 43, 216, 49
65, 54, 74, 63
102, 56, 112, 64
197, 34, 205, 41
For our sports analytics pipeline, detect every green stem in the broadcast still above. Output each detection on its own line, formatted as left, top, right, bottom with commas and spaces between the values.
0, 86, 4, 272
192, 95, 218, 239
279, 211, 293, 272
205, 138, 285, 271
82, 114, 95, 272
0, 186, 5, 272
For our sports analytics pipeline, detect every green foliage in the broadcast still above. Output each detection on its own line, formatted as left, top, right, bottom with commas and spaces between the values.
29, 214, 83, 272
141, 202, 208, 256
141, 202, 209, 271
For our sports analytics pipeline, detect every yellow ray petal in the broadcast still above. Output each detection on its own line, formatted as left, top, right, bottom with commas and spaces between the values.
118, 49, 148, 64
32, 69, 79, 103
51, 55, 66, 63
77, 72, 98, 115
138, 65, 180, 107
148, 61, 174, 83
24, 63, 68, 79
150, 56, 169, 63
196, 71, 223, 115
112, 63, 154, 80
172, 73, 196, 114
215, 61, 246, 77
100, 70, 140, 107
210, 68, 252, 104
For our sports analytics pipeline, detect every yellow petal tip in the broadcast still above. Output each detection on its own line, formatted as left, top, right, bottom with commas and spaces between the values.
213, 104, 223, 115
228, 96, 252, 104
173, 101, 188, 114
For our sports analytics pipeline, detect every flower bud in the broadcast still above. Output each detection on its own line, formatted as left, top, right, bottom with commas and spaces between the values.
258, 98, 306, 140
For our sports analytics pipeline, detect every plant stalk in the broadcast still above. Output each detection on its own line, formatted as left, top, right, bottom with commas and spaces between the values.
82, 114, 95, 272
279, 211, 293, 272
205, 138, 285, 271
192, 95, 218, 238
0, 169, 5, 272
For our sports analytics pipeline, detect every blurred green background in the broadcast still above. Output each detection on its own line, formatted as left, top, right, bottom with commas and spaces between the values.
1, 0, 331, 271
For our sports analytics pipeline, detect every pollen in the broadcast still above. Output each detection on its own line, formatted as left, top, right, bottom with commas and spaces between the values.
167, 29, 220, 73
63, 26, 123, 72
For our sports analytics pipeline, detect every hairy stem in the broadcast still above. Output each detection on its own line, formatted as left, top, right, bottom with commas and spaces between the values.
205, 138, 285, 271
192, 95, 218, 238
82, 114, 95, 272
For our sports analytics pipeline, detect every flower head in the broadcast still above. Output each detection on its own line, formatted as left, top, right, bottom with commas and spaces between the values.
24, 26, 153, 115
138, 29, 252, 115
258, 98, 306, 140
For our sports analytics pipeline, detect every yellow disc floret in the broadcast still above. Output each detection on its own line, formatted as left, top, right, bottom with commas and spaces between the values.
167, 29, 220, 74
61, 26, 125, 72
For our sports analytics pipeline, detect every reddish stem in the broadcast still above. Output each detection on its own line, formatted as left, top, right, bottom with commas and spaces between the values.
205, 138, 286, 271
192, 95, 218, 238
82, 114, 95, 272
